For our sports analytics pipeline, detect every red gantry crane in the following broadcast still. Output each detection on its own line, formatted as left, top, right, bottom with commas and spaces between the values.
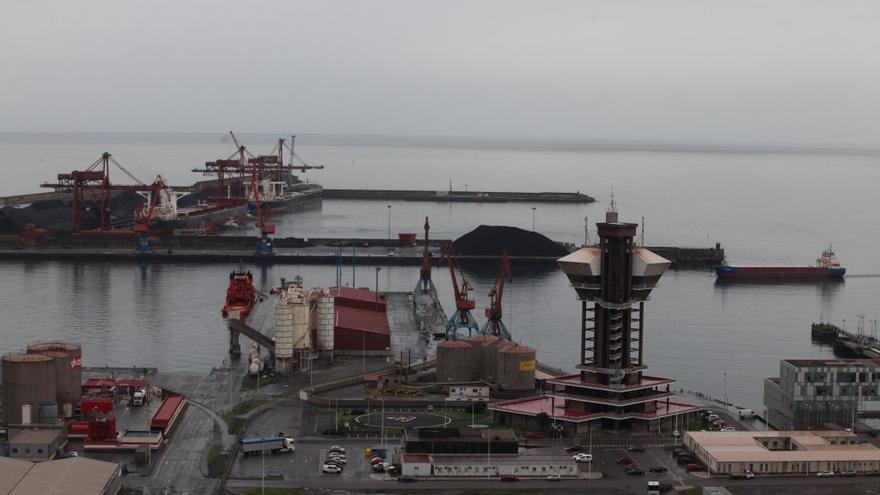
39, 153, 192, 251
414, 217, 438, 297
481, 250, 512, 340
442, 242, 480, 340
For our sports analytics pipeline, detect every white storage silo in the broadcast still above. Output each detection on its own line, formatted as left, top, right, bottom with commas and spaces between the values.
317, 288, 335, 353
275, 287, 311, 372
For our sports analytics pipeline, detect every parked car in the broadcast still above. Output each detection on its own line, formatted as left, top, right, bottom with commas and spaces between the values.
565, 445, 584, 453
659, 482, 674, 493
397, 476, 417, 483
625, 467, 645, 476
706, 414, 720, 421
573, 453, 593, 463
370, 456, 385, 465
721, 427, 736, 432
329, 446, 346, 454
676, 456, 695, 465
628, 445, 646, 452
686, 463, 702, 472
816, 471, 835, 477
546, 474, 562, 481
56, 452, 79, 459
525, 432, 543, 439
500, 475, 519, 482
322, 464, 342, 474
839, 471, 856, 477
649, 466, 668, 473
616, 456, 633, 464
730, 469, 754, 479
324, 459, 345, 467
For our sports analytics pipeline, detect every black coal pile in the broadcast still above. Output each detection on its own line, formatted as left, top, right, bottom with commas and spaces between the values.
0, 191, 143, 233
452, 225, 569, 257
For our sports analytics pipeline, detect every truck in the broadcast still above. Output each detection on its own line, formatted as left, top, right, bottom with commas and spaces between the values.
132, 389, 147, 406
737, 408, 755, 419
240, 436, 296, 455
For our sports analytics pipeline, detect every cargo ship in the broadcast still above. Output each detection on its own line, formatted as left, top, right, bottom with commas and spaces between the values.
715, 247, 845, 281
222, 268, 256, 317
246, 176, 323, 214
144, 187, 248, 235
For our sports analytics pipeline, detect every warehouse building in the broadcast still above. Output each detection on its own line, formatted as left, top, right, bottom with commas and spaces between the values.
0, 456, 122, 495
309, 287, 391, 354
764, 358, 880, 430
404, 428, 519, 454
683, 430, 880, 475
399, 453, 576, 478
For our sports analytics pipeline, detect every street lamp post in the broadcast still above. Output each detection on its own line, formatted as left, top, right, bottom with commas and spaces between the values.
723, 372, 728, 405
386, 205, 391, 240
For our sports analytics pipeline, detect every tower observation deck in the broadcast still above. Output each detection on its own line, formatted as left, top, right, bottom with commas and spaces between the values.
489, 207, 700, 433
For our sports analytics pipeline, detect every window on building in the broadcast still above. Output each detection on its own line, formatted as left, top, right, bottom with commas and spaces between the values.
37, 449, 43, 454
12, 448, 18, 453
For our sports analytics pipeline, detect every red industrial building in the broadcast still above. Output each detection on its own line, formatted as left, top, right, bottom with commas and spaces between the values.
310, 286, 391, 353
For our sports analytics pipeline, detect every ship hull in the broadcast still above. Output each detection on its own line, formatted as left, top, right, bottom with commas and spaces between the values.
249, 188, 322, 214
154, 203, 248, 234
715, 265, 845, 280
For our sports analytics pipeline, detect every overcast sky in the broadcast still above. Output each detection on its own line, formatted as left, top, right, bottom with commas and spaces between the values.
2, 1, 879, 147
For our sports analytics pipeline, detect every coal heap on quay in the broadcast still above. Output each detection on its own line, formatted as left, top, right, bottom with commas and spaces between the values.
452, 225, 569, 257
0, 188, 217, 234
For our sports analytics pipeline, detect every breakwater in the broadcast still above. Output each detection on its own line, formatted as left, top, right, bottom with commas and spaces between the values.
0, 234, 723, 268
323, 188, 594, 203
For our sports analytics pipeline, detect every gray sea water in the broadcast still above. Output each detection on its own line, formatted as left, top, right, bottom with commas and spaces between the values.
2, 132, 879, 411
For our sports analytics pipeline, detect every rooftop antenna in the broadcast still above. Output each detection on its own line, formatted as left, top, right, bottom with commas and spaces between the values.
606, 185, 618, 223
640, 216, 645, 246
584, 216, 591, 246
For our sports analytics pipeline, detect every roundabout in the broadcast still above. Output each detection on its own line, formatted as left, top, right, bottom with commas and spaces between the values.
355, 411, 451, 429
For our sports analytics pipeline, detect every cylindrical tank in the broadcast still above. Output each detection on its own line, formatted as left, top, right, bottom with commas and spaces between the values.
317, 288, 335, 352
40, 350, 74, 404
2, 353, 57, 424
27, 342, 82, 404
436, 340, 475, 383
21, 404, 32, 425
497, 344, 536, 391
468, 335, 500, 381
38, 403, 59, 424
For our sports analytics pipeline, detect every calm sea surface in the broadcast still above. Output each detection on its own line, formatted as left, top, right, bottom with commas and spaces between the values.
2, 133, 879, 410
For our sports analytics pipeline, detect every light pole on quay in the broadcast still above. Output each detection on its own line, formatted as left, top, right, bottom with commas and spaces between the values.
386, 204, 391, 240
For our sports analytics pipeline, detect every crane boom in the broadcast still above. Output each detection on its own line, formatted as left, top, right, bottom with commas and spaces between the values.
481, 250, 512, 340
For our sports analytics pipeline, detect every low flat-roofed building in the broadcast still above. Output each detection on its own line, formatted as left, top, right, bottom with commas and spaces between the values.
684, 430, 880, 475
400, 453, 432, 476
0, 456, 121, 495
0, 458, 32, 494
404, 428, 519, 454
4, 427, 67, 460
429, 454, 576, 477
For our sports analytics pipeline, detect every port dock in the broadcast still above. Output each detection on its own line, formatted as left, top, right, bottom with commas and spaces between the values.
0, 239, 724, 267
323, 188, 594, 203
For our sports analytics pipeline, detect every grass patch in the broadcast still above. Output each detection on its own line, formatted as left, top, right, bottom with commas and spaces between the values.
240, 372, 287, 391
222, 398, 269, 434
206, 444, 228, 478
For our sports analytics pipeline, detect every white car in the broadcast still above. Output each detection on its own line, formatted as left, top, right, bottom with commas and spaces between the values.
573, 453, 593, 463
546, 474, 562, 481
816, 471, 835, 477
721, 427, 736, 432
322, 464, 342, 474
